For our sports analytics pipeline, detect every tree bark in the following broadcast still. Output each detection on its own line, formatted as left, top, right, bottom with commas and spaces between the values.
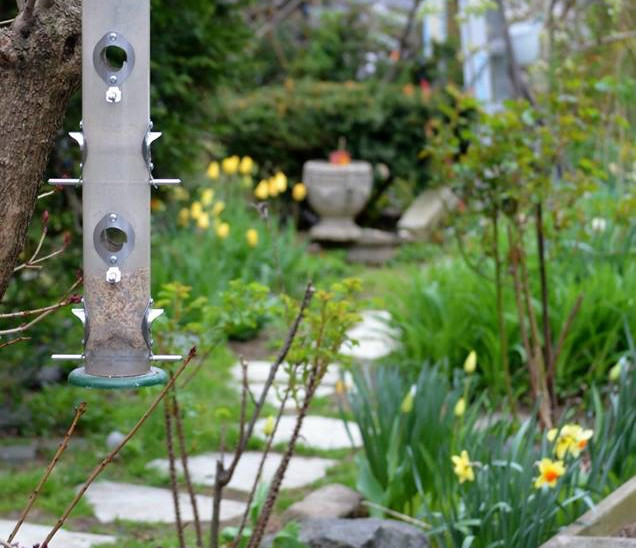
0, 0, 81, 301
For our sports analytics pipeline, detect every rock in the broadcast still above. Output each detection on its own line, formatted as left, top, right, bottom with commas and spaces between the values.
283, 484, 364, 522
0, 519, 115, 548
398, 187, 458, 240
288, 518, 429, 548
346, 229, 400, 265
0, 441, 37, 464
105, 430, 125, 450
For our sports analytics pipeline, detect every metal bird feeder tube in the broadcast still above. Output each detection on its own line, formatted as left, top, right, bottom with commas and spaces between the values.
52, 0, 180, 388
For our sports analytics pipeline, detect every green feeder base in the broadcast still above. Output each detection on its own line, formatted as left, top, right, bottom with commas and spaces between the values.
68, 366, 168, 389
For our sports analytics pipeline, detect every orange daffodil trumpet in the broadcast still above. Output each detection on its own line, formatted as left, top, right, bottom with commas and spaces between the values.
534, 458, 565, 489
451, 450, 475, 483
547, 424, 594, 459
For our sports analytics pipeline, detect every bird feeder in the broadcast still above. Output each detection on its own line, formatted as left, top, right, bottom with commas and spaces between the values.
51, 0, 180, 388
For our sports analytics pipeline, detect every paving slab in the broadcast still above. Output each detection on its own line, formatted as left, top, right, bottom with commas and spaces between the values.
248, 382, 336, 407
83, 481, 245, 524
230, 361, 349, 387
254, 415, 362, 450
341, 310, 399, 362
0, 519, 115, 548
148, 451, 336, 492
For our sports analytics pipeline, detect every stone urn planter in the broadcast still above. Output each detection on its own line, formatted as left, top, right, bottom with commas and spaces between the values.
303, 160, 373, 242
540, 476, 636, 547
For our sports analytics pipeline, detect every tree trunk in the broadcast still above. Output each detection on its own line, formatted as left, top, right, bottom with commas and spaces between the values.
0, 1, 81, 301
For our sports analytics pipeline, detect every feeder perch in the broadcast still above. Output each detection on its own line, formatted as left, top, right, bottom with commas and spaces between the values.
51, 0, 181, 388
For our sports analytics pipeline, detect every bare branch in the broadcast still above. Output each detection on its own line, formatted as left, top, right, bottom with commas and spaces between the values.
40, 348, 198, 548
164, 396, 186, 548
7, 402, 87, 544
0, 336, 30, 349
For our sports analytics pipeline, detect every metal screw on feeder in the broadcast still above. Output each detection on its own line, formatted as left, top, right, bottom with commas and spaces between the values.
50, 0, 182, 389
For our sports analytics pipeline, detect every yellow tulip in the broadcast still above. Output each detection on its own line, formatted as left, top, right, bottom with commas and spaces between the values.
239, 156, 255, 175
254, 180, 269, 200
534, 458, 565, 489
263, 415, 275, 437
451, 450, 474, 483
274, 171, 287, 192
216, 222, 230, 239
212, 201, 225, 216
246, 228, 259, 247
207, 161, 220, 179
454, 397, 466, 417
177, 207, 190, 227
464, 350, 477, 374
292, 183, 307, 202
222, 155, 240, 175
190, 201, 203, 220
268, 177, 279, 197
200, 188, 214, 206
196, 212, 210, 229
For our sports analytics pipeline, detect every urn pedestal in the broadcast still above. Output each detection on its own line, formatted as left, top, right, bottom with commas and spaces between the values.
303, 160, 372, 242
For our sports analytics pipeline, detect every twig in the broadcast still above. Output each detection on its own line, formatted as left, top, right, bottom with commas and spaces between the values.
0, 18, 16, 25
13, 220, 48, 273
37, 189, 58, 200
164, 396, 186, 548
40, 347, 197, 548
7, 402, 87, 544
172, 385, 203, 548
0, 336, 30, 349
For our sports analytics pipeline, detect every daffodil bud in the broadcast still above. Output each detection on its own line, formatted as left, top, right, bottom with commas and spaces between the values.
463, 350, 477, 374
263, 415, 275, 437
454, 397, 466, 417
400, 385, 417, 414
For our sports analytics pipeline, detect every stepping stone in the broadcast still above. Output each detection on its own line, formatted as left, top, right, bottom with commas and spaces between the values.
83, 480, 245, 523
398, 186, 458, 240
254, 415, 362, 450
0, 519, 115, 548
341, 310, 399, 362
148, 452, 336, 492
248, 382, 336, 407
230, 361, 350, 387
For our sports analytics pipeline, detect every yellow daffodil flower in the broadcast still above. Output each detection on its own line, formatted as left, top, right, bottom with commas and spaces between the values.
246, 228, 259, 247
464, 350, 477, 374
173, 186, 189, 201
200, 188, 214, 206
534, 458, 565, 488
454, 397, 466, 417
216, 222, 230, 239
274, 171, 287, 192
335, 379, 347, 395
292, 182, 307, 202
263, 415, 275, 436
207, 161, 220, 179
196, 212, 210, 229
268, 177, 279, 197
239, 156, 254, 175
177, 207, 190, 227
254, 180, 269, 200
222, 155, 240, 175
400, 385, 417, 414
451, 450, 474, 483
609, 358, 624, 382
212, 201, 225, 216
190, 201, 203, 220
547, 424, 593, 459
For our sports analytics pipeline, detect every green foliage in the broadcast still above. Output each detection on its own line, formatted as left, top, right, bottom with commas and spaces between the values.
211, 80, 443, 189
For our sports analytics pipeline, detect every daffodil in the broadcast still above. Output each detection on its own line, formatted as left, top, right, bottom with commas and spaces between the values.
200, 188, 214, 206
177, 207, 190, 227
254, 180, 269, 200
222, 155, 240, 175
212, 201, 225, 216
451, 450, 474, 483
534, 458, 565, 488
190, 201, 203, 220
609, 357, 626, 382
239, 156, 254, 175
216, 222, 230, 239
268, 177, 279, 197
547, 424, 593, 459
464, 350, 477, 374
207, 161, 220, 179
196, 212, 210, 229
246, 228, 259, 247
292, 182, 307, 202
454, 397, 466, 417
400, 385, 417, 414
263, 415, 275, 436
335, 379, 347, 395
273, 171, 287, 192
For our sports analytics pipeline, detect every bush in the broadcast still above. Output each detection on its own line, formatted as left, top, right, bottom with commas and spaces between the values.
210, 80, 443, 191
